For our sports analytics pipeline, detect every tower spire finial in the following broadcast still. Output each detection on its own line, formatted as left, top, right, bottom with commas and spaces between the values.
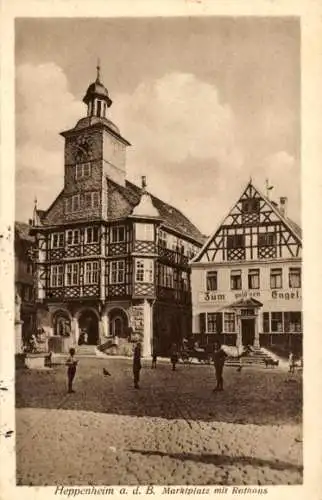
96, 58, 101, 83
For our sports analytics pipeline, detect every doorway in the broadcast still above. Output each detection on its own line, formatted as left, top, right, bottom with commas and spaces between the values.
109, 308, 129, 338
241, 318, 255, 346
78, 310, 99, 345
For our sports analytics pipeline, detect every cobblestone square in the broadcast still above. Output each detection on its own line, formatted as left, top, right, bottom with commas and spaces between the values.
16, 358, 302, 486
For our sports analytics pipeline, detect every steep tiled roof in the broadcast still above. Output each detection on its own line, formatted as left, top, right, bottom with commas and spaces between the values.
285, 217, 302, 240
112, 179, 204, 244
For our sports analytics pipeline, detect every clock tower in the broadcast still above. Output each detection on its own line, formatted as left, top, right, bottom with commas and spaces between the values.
60, 64, 131, 221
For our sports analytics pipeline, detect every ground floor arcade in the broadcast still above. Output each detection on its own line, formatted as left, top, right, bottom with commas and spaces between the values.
36, 299, 192, 356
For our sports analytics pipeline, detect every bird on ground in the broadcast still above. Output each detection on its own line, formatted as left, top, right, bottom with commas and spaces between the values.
103, 368, 111, 376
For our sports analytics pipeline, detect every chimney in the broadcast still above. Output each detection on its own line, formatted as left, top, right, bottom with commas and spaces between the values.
141, 176, 147, 190
279, 197, 288, 217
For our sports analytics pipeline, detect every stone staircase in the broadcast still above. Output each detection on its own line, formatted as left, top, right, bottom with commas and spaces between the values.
225, 346, 276, 368
76, 344, 97, 356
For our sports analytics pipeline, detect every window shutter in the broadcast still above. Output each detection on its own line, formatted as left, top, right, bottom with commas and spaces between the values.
199, 313, 206, 334
216, 313, 223, 333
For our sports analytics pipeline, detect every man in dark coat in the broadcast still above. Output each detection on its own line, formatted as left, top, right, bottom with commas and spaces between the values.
133, 342, 142, 389
213, 340, 228, 391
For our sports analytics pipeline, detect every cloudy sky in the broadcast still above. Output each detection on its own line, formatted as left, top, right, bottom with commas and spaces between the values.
15, 17, 300, 235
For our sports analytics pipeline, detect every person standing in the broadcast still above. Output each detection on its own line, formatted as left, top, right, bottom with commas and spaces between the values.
289, 351, 295, 374
212, 340, 228, 391
133, 342, 142, 389
66, 348, 78, 394
170, 343, 179, 371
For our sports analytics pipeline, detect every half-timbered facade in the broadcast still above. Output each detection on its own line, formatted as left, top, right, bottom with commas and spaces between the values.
30, 66, 203, 355
191, 181, 302, 352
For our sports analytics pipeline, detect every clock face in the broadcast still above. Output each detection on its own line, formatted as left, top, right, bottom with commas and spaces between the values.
72, 136, 94, 162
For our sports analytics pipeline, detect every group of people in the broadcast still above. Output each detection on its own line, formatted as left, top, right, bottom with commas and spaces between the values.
65, 339, 243, 393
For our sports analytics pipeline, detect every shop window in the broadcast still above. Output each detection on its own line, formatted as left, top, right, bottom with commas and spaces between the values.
263, 312, 270, 333
270, 268, 282, 289
230, 270, 242, 290
206, 271, 217, 291
248, 269, 260, 289
289, 267, 301, 288
284, 311, 302, 333
271, 312, 283, 332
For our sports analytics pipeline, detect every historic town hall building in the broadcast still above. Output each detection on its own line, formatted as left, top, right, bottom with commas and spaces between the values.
190, 181, 302, 351
30, 66, 203, 356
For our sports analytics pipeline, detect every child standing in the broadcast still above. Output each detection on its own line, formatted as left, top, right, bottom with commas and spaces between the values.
66, 348, 78, 393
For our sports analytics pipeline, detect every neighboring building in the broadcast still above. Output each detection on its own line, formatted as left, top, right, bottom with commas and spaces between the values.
15, 222, 36, 346
30, 66, 203, 355
191, 180, 302, 352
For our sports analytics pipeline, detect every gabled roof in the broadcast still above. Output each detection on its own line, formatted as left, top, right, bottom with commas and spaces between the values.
192, 180, 302, 263
110, 179, 204, 244
228, 298, 263, 308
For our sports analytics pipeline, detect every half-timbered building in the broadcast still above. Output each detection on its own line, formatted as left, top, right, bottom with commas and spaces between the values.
30, 66, 203, 356
190, 180, 302, 352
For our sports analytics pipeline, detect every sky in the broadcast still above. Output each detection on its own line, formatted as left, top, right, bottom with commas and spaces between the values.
15, 17, 300, 235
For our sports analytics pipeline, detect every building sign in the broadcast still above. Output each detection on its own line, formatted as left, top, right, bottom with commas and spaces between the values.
199, 288, 302, 303
129, 305, 144, 336
271, 290, 302, 300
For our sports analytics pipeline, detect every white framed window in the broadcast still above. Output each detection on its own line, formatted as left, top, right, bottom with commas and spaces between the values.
206, 271, 217, 291
135, 259, 153, 283
110, 260, 125, 284
158, 229, 167, 248
66, 229, 80, 246
84, 191, 100, 209
84, 261, 99, 284
51, 265, 63, 287
75, 163, 91, 180
85, 227, 99, 244
224, 313, 235, 333
270, 268, 282, 289
111, 226, 125, 243
65, 263, 79, 286
230, 270, 242, 290
289, 267, 301, 288
52, 232, 64, 248
135, 223, 154, 241
248, 269, 260, 289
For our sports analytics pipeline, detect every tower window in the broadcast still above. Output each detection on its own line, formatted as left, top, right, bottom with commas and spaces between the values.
135, 223, 154, 241
111, 226, 125, 243
76, 163, 91, 180
84, 261, 99, 284
84, 192, 100, 209
110, 260, 125, 284
97, 100, 102, 117
85, 227, 99, 244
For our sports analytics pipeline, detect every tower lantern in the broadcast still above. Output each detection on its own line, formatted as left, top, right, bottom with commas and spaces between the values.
82, 62, 112, 119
